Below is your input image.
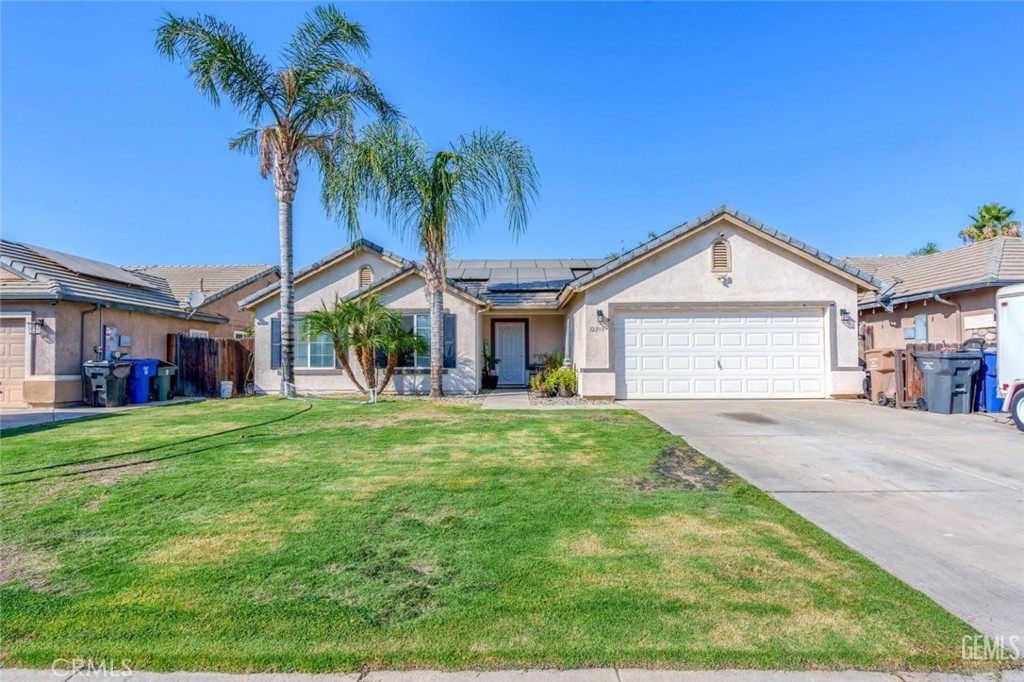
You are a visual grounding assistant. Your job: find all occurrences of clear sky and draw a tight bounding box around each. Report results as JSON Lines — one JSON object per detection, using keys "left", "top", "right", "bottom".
{"left": 3, "top": 2, "right": 1022, "bottom": 269}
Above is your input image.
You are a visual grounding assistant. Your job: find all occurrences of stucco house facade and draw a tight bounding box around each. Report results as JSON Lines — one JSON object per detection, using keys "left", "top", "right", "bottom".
{"left": 847, "top": 237, "right": 1024, "bottom": 350}
{"left": 0, "top": 239, "right": 278, "bottom": 407}
{"left": 242, "top": 206, "right": 880, "bottom": 400}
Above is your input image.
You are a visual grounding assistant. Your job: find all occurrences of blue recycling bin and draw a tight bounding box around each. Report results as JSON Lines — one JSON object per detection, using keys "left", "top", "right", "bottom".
{"left": 980, "top": 349, "right": 1003, "bottom": 413}
{"left": 127, "top": 358, "right": 158, "bottom": 404}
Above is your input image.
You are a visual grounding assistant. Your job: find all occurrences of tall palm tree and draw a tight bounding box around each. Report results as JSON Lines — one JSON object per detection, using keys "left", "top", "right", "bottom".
{"left": 327, "top": 122, "right": 538, "bottom": 396}
{"left": 156, "top": 5, "right": 395, "bottom": 397}
{"left": 959, "top": 203, "right": 1022, "bottom": 243}
{"left": 301, "top": 293, "right": 424, "bottom": 393}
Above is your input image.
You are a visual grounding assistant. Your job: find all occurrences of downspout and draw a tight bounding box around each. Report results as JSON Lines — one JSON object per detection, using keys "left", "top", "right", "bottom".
{"left": 79, "top": 303, "right": 101, "bottom": 366}
{"left": 930, "top": 294, "right": 962, "bottom": 344}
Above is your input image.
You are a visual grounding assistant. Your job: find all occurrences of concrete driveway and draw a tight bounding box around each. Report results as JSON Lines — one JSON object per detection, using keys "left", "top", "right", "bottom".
{"left": 627, "top": 399, "right": 1023, "bottom": 639}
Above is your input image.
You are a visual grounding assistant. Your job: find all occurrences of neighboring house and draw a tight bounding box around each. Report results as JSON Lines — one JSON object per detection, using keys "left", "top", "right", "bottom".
{"left": 241, "top": 206, "right": 879, "bottom": 400}
{"left": 0, "top": 239, "right": 278, "bottom": 407}
{"left": 847, "top": 237, "right": 1024, "bottom": 350}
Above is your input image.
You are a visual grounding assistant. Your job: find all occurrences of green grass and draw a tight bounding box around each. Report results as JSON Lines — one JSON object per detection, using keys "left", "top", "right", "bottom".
{"left": 0, "top": 398, "right": 982, "bottom": 672}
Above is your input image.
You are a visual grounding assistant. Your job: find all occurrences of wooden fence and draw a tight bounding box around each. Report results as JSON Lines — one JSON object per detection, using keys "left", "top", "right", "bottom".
{"left": 166, "top": 334, "right": 254, "bottom": 398}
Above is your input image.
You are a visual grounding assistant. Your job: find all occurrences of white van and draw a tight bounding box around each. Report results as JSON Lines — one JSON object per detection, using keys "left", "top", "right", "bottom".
{"left": 996, "top": 283, "right": 1024, "bottom": 431}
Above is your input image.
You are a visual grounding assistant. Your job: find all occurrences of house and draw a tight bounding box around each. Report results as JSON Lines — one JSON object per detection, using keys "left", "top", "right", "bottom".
{"left": 241, "top": 206, "right": 880, "bottom": 400}
{"left": 847, "top": 237, "right": 1024, "bottom": 350}
{"left": 0, "top": 239, "right": 279, "bottom": 407}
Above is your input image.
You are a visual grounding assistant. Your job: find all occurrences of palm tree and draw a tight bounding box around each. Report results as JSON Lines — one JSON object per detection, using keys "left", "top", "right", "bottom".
{"left": 156, "top": 5, "right": 396, "bottom": 397}
{"left": 959, "top": 203, "right": 1022, "bottom": 243}
{"left": 327, "top": 122, "right": 538, "bottom": 396}
{"left": 909, "top": 242, "right": 940, "bottom": 256}
{"left": 301, "top": 294, "right": 425, "bottom": 394}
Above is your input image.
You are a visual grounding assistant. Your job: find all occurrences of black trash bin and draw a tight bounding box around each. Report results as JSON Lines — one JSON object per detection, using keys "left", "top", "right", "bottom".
{"left": 914, "top": 350, "right": 984, "bottom": 414}
{"left": 82, "top": 361, "right": 132, "bottom": 407}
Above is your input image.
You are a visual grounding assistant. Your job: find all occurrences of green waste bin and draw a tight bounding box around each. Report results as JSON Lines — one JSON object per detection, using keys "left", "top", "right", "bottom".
{"left": 153, "top": 360, "right": 177, "bottom": 401}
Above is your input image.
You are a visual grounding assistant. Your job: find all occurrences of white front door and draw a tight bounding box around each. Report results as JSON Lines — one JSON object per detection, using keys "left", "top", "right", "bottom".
{"left": 494, "top": 322, "right": 527, "bottom": 386}
{"left": 616, "top": 310, "right": 827, "bottom": 399}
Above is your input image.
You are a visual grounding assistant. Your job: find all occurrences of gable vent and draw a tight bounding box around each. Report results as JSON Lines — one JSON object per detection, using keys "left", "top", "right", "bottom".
{"left": 359, "top": 265, "right": 374, "bottom": 288}
{"left": 711, "top": 239, "right": 731, "bottom": 273}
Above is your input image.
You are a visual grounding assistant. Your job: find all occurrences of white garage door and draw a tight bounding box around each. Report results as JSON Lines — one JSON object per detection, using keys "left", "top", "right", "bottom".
{"left": 616, "top": 310, "right": 826, "bottom": 399}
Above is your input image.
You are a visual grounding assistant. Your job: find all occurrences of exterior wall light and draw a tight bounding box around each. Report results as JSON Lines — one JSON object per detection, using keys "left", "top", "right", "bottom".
{"left": 596, "top": 309, "right": 607, "bottom": 324}
{"left": 29, "top": 319, "right": 45, "bottom": 335}
{"left": 840, "top": 309, "right": 853, "bottom": 324}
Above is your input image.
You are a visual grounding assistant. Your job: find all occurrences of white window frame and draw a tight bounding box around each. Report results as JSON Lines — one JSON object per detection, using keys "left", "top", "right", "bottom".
{"left": 188, "top": 329, "right": 210, "bottom": 339}
{"left": 233, "top": 331, "right": 248, "bottom": 341}
{"left": 294, "top": 317, "right": 336, "bottom": 369}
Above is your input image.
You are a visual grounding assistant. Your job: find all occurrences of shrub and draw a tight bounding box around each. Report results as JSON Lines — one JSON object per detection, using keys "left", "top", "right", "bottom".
{"left": 546, "top": 367, "right": 577, "bottom": 394}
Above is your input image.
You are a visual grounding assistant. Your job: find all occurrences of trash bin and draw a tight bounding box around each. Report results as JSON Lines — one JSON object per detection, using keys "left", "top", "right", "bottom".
{"left": 126, "top": 358, "right": 159, "bottom": 404}
{"left": 914, "top": 350, "right": 984, "bottom": 414}
{"left": 82, "top": 361, "right": 132, "bottom": 407}
{"left": 865, "top": 348, "right": 898, "bottom": 406}
{"left": 153, "top": 360, "right": 177, "bottom": 401}
{"left": 980, "top": 348, "right": 1003, "bottom": 413}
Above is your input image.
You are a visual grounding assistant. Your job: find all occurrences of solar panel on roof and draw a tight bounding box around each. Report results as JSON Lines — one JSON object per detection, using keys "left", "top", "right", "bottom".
{"left": 28, "top": 244, "right": 158, "bottom": 290}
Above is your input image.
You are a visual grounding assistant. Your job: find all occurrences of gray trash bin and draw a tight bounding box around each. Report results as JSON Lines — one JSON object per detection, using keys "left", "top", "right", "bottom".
{"left": 82, "top": 361, "right": 132, "bottom": 407}
{"left": 914, "top": 350, "right": 984, "bottom": 414}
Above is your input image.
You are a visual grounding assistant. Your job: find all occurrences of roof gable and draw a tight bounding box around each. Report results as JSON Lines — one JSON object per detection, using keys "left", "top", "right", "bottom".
{"left": 563, "top": 206, "right": 882, "bottom": 298}
{"left": 339, "top": 263, "right": 490, "bottom": 308}
{"left": 238, "top": 239, "right": 408, "bottom": 308}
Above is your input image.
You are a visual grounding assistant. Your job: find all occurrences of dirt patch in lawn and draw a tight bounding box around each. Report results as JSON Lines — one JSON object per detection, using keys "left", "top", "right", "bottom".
{"left": 0, "top": 543, "right": 58, "bottom": 592}
{"left": 626, "top": 444, "right": 736, "bottom": 491}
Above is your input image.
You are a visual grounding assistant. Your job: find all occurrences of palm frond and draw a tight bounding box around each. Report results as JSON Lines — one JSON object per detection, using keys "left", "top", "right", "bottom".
{"left": 286, "top": 5, "right": 369, "bottom": 75}
{"left": 155, "top": 12, "right": 280, "bottom": 126}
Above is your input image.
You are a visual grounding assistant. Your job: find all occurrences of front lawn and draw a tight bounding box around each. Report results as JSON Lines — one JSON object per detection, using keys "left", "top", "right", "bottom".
{"left": 0, "top": 398, "right": 978, "bottom": 672}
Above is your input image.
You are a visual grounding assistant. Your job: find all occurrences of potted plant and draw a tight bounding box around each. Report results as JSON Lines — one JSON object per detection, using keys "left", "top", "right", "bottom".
{"left": 546, "top": 367, "right": 578, "bottom": 398}
{"left": 481, "top": 346, "right": 501, "bottom": 390}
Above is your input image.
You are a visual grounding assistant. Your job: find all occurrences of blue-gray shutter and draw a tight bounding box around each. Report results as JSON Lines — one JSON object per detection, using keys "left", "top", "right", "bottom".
{"left": 270, "top": 318, "right": 281, "bottom": 369}
{"left": 443, "top": 314, "right": 456, "bottom": 369}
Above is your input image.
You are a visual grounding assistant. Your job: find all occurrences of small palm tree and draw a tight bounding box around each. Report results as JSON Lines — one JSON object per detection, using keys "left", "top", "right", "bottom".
{"left": 301, "top": 294, "right": 425, "bottom": 394}
{"left": 156, "top": 5, "right": 395, "bottom": 397}
{"left": 327, "top": 122, "right": 538, "bottom": 396}
{"left": 959, "top": 203, "right": 1022, "bottom": 243}
{"left": 909, "top": 242, "right": 940, "bottom": 256}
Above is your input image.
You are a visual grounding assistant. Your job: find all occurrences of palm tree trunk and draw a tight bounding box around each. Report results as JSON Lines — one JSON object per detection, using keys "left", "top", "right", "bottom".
{"left": 428, "top": 284, "right": 444, "bottom": 398}
{"left": 380, "top": 352, "right": 399, "bottom": 393}
{"left": 333, "top": 342, "right": 366, "bottom": 393}
{"left": 278, "top": 199, "right": 296, "bottom": 398}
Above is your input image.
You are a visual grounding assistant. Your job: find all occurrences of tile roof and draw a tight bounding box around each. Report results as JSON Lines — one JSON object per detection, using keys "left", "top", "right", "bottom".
{"left": 565, "top": 205, "right": 882, "bottom": 295}
{"left": 238, "top": 238, "right": 411, "bottom": 308}
{"left": 447, "top": 258, "right": 607, "bottom": 308}
{"left": 847, "top": 237, "right": 1024, "bottom": 308}
{"left": 338, "top": 263, "right": 490, "bottom": 307}
{"left": 124, "top": 265, "right": 278, "bottom": 307}
{"left": 0, "top": 239, "right": 269, "bottom": 322}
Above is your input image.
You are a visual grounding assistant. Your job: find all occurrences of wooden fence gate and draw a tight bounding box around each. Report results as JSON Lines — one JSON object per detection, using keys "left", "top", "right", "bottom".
{"left": 167, "top": 334, "right": 254, "bottom": 397}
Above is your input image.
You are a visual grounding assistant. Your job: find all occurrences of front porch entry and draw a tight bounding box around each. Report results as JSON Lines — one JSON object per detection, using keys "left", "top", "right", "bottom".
{"left": 493, "top": 320, "right": 527, "bottom": 387}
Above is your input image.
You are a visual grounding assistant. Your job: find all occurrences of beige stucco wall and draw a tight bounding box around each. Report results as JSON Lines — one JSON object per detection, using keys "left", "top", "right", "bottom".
{"left": 569, "top": 215, "right": 865, "bottom": 398}
{"left": 481, "top": 312, "right": 566, "bottom": 365}
{"left": 860, "top": 288, "right": 999, "bottom": 351}
{"left": 251, "top": 252, "right": 481, "bottom": 395}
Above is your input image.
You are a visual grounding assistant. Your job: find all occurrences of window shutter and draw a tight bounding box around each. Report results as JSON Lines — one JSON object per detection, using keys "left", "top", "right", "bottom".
{"left": 443, "top": 314, "right": 456, "bottom": 369}
{"left": 270, "top": 318, "right": 281, "bottom": 369}
{"left": 711, "top": 239, "right": 731, "bottom": 272}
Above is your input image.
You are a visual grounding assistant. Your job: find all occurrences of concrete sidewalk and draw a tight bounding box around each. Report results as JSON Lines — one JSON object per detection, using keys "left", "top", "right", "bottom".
{"left": 4, "top": 669, "right": 1021, "bottom": 682}
{"left": 0, "top": 398, "right": 203, "bottom": 432}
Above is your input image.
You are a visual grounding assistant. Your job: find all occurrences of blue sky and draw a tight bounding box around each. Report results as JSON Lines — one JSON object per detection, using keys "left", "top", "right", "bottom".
{"left": 3, "top": 2, "right": 1022, "bottom": 269}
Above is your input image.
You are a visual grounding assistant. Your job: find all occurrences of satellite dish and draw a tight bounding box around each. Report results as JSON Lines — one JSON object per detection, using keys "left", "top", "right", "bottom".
{"left": 186, "top": 290, "right": 206, "bottom": 310}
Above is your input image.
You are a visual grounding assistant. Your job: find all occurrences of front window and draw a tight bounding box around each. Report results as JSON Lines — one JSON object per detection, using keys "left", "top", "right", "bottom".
{"left": 397, "top": 313, "right": 456, "bottom": 369}
{"left": 296, "top": 318, "right": 335, "bottom": 369}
